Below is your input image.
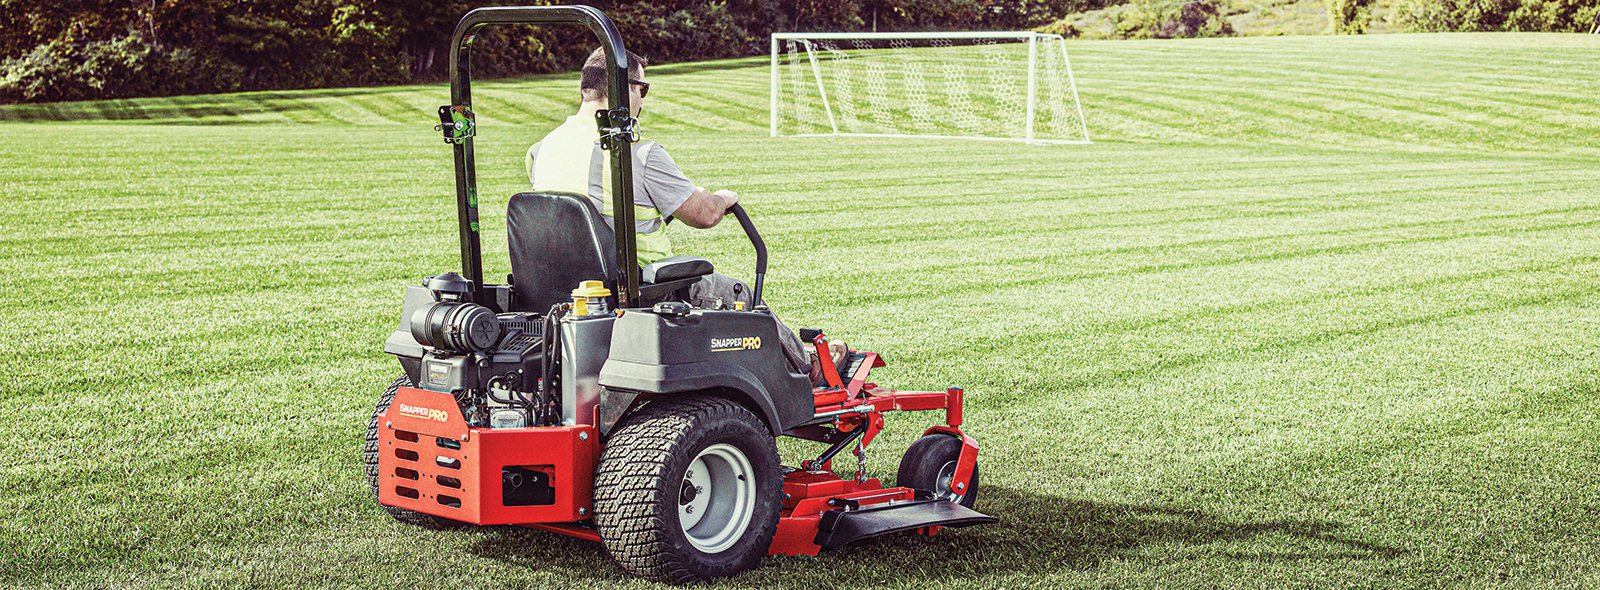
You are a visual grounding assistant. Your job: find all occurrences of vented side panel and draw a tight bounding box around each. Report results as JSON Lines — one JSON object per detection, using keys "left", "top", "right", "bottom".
{"left": 378, "top": 387, "right": 597, "bottom": 525}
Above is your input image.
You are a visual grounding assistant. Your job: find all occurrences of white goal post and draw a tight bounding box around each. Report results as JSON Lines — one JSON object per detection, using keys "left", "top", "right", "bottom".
{"left": 769, "top": 31, "right": 1090, "bottom": 145}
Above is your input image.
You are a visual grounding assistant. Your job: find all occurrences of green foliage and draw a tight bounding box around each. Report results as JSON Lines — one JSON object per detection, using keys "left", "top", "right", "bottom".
{"left": 0, "top": 0, "right": 417, "bottom": 102}
{"left": 0, "top": 31, "right": 240, "bottom": 103}
{"left": 976, "top": 0, "right": 1075, "bottom": 29}
{"left": 0, "top": 0, "right": 144, "bottom": 59}
{"left": 1393, "top": 0, "right": 1515, "bottom": 31}
{"left": 1505, "top": 0, "right": 1600, "bottom": 31}
{"left": 0, "top": 0, "right": 1112, "bottom": 102}
{"left": 609, "top": 2, "right": 751, "bottom": 62}
{"left": 1328, "top": 0, "right": 1376, "bottom": 33}
{"left": 774, "top": 0, "right": 1088, "bottom": 33}
{"left": 1114, "top": 0, "right": 1237, "bottom": 38}
{"left": 1394, "top": 0, "right": 1598, "bottom": 32}
{"left": 1037, "top": 18, "right": 1086, "bottom": 36}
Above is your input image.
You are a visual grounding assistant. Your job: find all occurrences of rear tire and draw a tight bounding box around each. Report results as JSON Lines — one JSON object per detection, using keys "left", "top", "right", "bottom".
{"left": 896, "top": 434, "right": 981, "bottom": 508}
{"left": 361, "top": 374, "right": 462, "bottom": 528}
{"left": 593, "top": 397, "right": 781, "bottom": 584}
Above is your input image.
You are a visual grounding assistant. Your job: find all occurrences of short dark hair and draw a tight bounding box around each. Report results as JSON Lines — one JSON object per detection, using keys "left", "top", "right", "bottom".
{"left": 580, "top": 47, "right": 647, "bottom": 102}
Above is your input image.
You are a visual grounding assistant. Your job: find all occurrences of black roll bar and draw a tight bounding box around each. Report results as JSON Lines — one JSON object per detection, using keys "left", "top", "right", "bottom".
{"left": 446, "top": 5, "right": 643, "bottom": 308}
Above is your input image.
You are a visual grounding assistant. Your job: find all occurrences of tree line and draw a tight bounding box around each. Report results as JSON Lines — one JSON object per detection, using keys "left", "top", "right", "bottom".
{"left": 0, "top": 0, "right": 1107, "bottom": 103}
{"left": 3, "top": 0, "right": 1595, "bottom": 103}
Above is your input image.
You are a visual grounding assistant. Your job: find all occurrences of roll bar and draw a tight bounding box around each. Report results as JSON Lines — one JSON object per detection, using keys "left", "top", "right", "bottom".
{"left": 445, "top": 6, "right": 644, "bottom": 308}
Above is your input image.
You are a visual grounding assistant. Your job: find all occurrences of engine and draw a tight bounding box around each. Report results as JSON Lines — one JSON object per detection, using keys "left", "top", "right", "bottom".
{"left": 383, "top": 272, "right": 550, "bottom": 429}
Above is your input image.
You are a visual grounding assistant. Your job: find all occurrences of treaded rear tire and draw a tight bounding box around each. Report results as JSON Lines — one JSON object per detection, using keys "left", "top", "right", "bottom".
{"left": 896, "top": 433, "right": 981, "bottom": 508}
{"left": 361, "top": 374, "right": 462, "bottom": 528}
{"left": 593, "top": 396, "right": 781, "bottom": 584}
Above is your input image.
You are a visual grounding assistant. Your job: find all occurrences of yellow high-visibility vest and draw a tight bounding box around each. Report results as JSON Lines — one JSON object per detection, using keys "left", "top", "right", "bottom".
{"left": 526, "top": 115, "right": 674, "bottom": 266}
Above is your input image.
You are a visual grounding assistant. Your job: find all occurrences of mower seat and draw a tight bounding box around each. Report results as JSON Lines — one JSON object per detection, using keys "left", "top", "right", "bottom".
{"left": 506, "top": 192, "right": 714, "bottom": 312}
{"left": 508, "top": 192, "right": 619, "bottom": 313}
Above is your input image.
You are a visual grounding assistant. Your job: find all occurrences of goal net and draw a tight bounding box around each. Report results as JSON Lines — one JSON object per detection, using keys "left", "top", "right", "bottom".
{"left": 769, "top": 32, "right": 1089, "bottom": 144}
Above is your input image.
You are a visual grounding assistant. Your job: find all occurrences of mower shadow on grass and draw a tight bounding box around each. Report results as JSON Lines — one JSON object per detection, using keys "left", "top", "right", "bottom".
{"left": 953, "top": 486, "right": 1408, "bottom": 565}
{"left": 458, "top": 485, "right": 1406, "bottom": 586}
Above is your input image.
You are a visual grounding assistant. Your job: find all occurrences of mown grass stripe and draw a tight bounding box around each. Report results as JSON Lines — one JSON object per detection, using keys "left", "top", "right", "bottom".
{"left": 796, "top": 200, "right": 1600, "bottom": 285}
{"left": 5, "top": 33, "right": 1600, "bottom": 589}
{"left": 1014, "top": 254, "right": 1600, "bottom": 352}
{"left": 965, "top": 281, "right": 1600, "bottom": 400}
{"left": 807, "top": 215, "right": 1600, "bottom": 311}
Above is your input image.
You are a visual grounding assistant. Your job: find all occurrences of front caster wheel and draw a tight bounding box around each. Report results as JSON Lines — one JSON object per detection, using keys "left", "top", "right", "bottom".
{"left": 592, "top": 397, "right": 781, "bottom": 584}
{"left": 896, "top": 433, "right": 981, "bottom": 508}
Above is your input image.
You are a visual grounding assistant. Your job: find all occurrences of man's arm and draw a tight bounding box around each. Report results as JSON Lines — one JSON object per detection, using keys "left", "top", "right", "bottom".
{"left": 673, "top": 188, "right": 738, "bottom": 229}
{"left": 636, "top": 142, "right": 737, "bottom": 228}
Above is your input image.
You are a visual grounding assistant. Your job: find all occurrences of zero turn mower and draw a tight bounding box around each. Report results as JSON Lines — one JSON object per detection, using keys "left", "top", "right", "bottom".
{"left": 362, "top": 6, "right": 996, "bottom": 583}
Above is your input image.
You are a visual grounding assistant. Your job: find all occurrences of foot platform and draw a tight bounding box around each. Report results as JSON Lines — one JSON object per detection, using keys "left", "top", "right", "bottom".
{"left": 813, "top": 494, "right": 997, "bottom": 549}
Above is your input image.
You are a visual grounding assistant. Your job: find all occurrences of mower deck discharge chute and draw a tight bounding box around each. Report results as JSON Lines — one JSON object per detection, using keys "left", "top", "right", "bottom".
{"left": 362, "top": 5, "right": 996, "bottom": 583}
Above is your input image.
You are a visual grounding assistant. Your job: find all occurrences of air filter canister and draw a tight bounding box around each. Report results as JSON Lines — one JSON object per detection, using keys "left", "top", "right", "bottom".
{"left": 410, "top": 301, "right": 501, "bottom": 352}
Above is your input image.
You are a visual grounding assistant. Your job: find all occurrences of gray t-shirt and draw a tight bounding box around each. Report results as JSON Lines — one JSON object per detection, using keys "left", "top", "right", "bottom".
{"left": 632, "top": 141, "right": 695, "bottom": 220}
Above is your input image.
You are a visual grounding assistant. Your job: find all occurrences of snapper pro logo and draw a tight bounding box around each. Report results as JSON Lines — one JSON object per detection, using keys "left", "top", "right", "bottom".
{"left": 395, "top": 402, "right": 449, "bottom": 423}
{"left": 711, "top": 336, "right": 762, "bottom": 352}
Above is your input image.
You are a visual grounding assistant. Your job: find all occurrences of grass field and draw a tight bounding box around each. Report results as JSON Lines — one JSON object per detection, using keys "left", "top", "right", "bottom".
{"left": 2, "top": 33, "right": 1598, "bottom": 589}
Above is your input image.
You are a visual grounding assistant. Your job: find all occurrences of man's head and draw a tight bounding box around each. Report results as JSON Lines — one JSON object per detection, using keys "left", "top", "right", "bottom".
{"left": 580, "top": 47, "right": 648, "bottom": 113}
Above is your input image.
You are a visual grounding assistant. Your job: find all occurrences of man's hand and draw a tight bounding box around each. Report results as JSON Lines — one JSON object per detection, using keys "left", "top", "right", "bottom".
{"left": 675, "top": 187, "right": 738, "bottom": 228}
{"left": 713, "top": 189, "right": 739, "bottom": 210}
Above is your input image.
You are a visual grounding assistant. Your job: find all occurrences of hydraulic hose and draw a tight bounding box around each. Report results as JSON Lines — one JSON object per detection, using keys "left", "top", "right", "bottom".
{"left": 537, "top": 303, "right": 567, "bottom": 425}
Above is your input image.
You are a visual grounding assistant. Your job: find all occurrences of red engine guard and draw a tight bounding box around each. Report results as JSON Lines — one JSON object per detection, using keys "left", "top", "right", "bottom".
{"left": 377, "top": 387, "right": 598, "bottom": 525}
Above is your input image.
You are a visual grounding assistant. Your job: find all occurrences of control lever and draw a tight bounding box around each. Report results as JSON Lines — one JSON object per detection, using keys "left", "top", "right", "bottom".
{"left": 726, "top": 204, "right": 767, "bottom": 306}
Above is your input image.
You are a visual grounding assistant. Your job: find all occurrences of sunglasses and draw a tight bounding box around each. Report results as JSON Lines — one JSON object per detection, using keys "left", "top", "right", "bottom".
{"left": 629, "top": 79, "right": 649, "bottom": 98}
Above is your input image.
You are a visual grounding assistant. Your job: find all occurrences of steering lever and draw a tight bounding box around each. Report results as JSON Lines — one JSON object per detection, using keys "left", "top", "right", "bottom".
{"left": 726, "top": 204, "right": 767, "bottom": 306}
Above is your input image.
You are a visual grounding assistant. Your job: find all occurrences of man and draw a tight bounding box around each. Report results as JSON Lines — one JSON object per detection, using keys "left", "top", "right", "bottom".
{"left": 526, "top": 47, "right": 824, "bottom": 380}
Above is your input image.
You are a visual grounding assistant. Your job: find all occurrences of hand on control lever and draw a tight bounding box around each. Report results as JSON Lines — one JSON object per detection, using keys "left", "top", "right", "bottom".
{"left": 714, "top": 189, "right": 739, "bottom": 212}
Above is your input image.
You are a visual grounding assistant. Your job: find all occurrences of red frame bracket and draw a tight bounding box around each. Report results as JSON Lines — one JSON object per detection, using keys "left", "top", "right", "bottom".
{"left": 771, "top": 471, "right": 918, "bottom": 557}
{"left": 923, "top": 425, "right": 979, "bottom": 498}
{"left": 811, "top": 334, "right": 887, "bottom": 400}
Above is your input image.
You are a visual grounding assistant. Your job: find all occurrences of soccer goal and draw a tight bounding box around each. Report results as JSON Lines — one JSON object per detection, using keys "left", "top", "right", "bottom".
{"left": 770, "top": 32, "right": 1089, "bottom": 144}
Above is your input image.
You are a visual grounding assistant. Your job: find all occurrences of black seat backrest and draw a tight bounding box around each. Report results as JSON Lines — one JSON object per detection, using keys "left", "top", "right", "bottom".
{"left": 507, "top": 192, "right": 617, "bottom": 313}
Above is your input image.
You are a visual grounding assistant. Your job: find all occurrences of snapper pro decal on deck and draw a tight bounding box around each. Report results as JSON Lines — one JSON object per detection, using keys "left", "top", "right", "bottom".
{"left": 710, "top": 336, "right": 762, "bottom": 352}
{"left": 395, "top": 402, "right": 450, "bottom": 423}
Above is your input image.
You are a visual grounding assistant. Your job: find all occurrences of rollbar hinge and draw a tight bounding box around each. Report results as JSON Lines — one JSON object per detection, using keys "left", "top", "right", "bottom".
{"left": 436, "top": 105, "right": 476, "bottom": 143}
{"left": 594, "top": 107, "right": 638, "bottom": 151}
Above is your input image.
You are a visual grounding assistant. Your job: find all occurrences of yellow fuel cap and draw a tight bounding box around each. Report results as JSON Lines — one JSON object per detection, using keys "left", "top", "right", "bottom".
{"left": 571, "top": 280, "right": 612, "bottom": 317}
{"left": 572, "top": 280, "right": 611, "bottom": 299}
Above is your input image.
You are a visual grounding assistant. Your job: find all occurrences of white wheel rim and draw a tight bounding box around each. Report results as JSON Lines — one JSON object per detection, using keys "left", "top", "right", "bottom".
{"left": 678, "top": 443, "right": 756, "bottom": 554}
{"left": 934, "top": 460, "right": 967, "bottom": 504}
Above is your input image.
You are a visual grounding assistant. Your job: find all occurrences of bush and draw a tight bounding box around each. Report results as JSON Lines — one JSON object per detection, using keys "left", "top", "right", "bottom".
{"left": 1037, "top": 18, "right": 1085, "bottom": 37}
{"left": 1114, "top": 0, "right": 1236, "bottom": 39}
{"left": 1393, "top": 0, "right": 1515, "bottom": 31}
{"left": 0, "top": 0, "right": 1158, "bottom": 102}
{"left": 1505, "top": 0, "right": 1600, "bottom": 31}
{"left": 610, "top": 2, "right": 753, "bottom": 63}
{"left": 1393, "top": 0, "right": 1597, "bottom": 32}
{"left": 1328, "top": 0, "right": 1376, "bottom": 33}
{"left": 0, "top": 32, "right": 241, "bottom": 103}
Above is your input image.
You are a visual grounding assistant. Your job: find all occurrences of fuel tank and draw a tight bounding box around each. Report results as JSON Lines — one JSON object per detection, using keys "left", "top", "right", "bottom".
{"left": 598, "top": 307, "right": 813, "bottom": 433}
